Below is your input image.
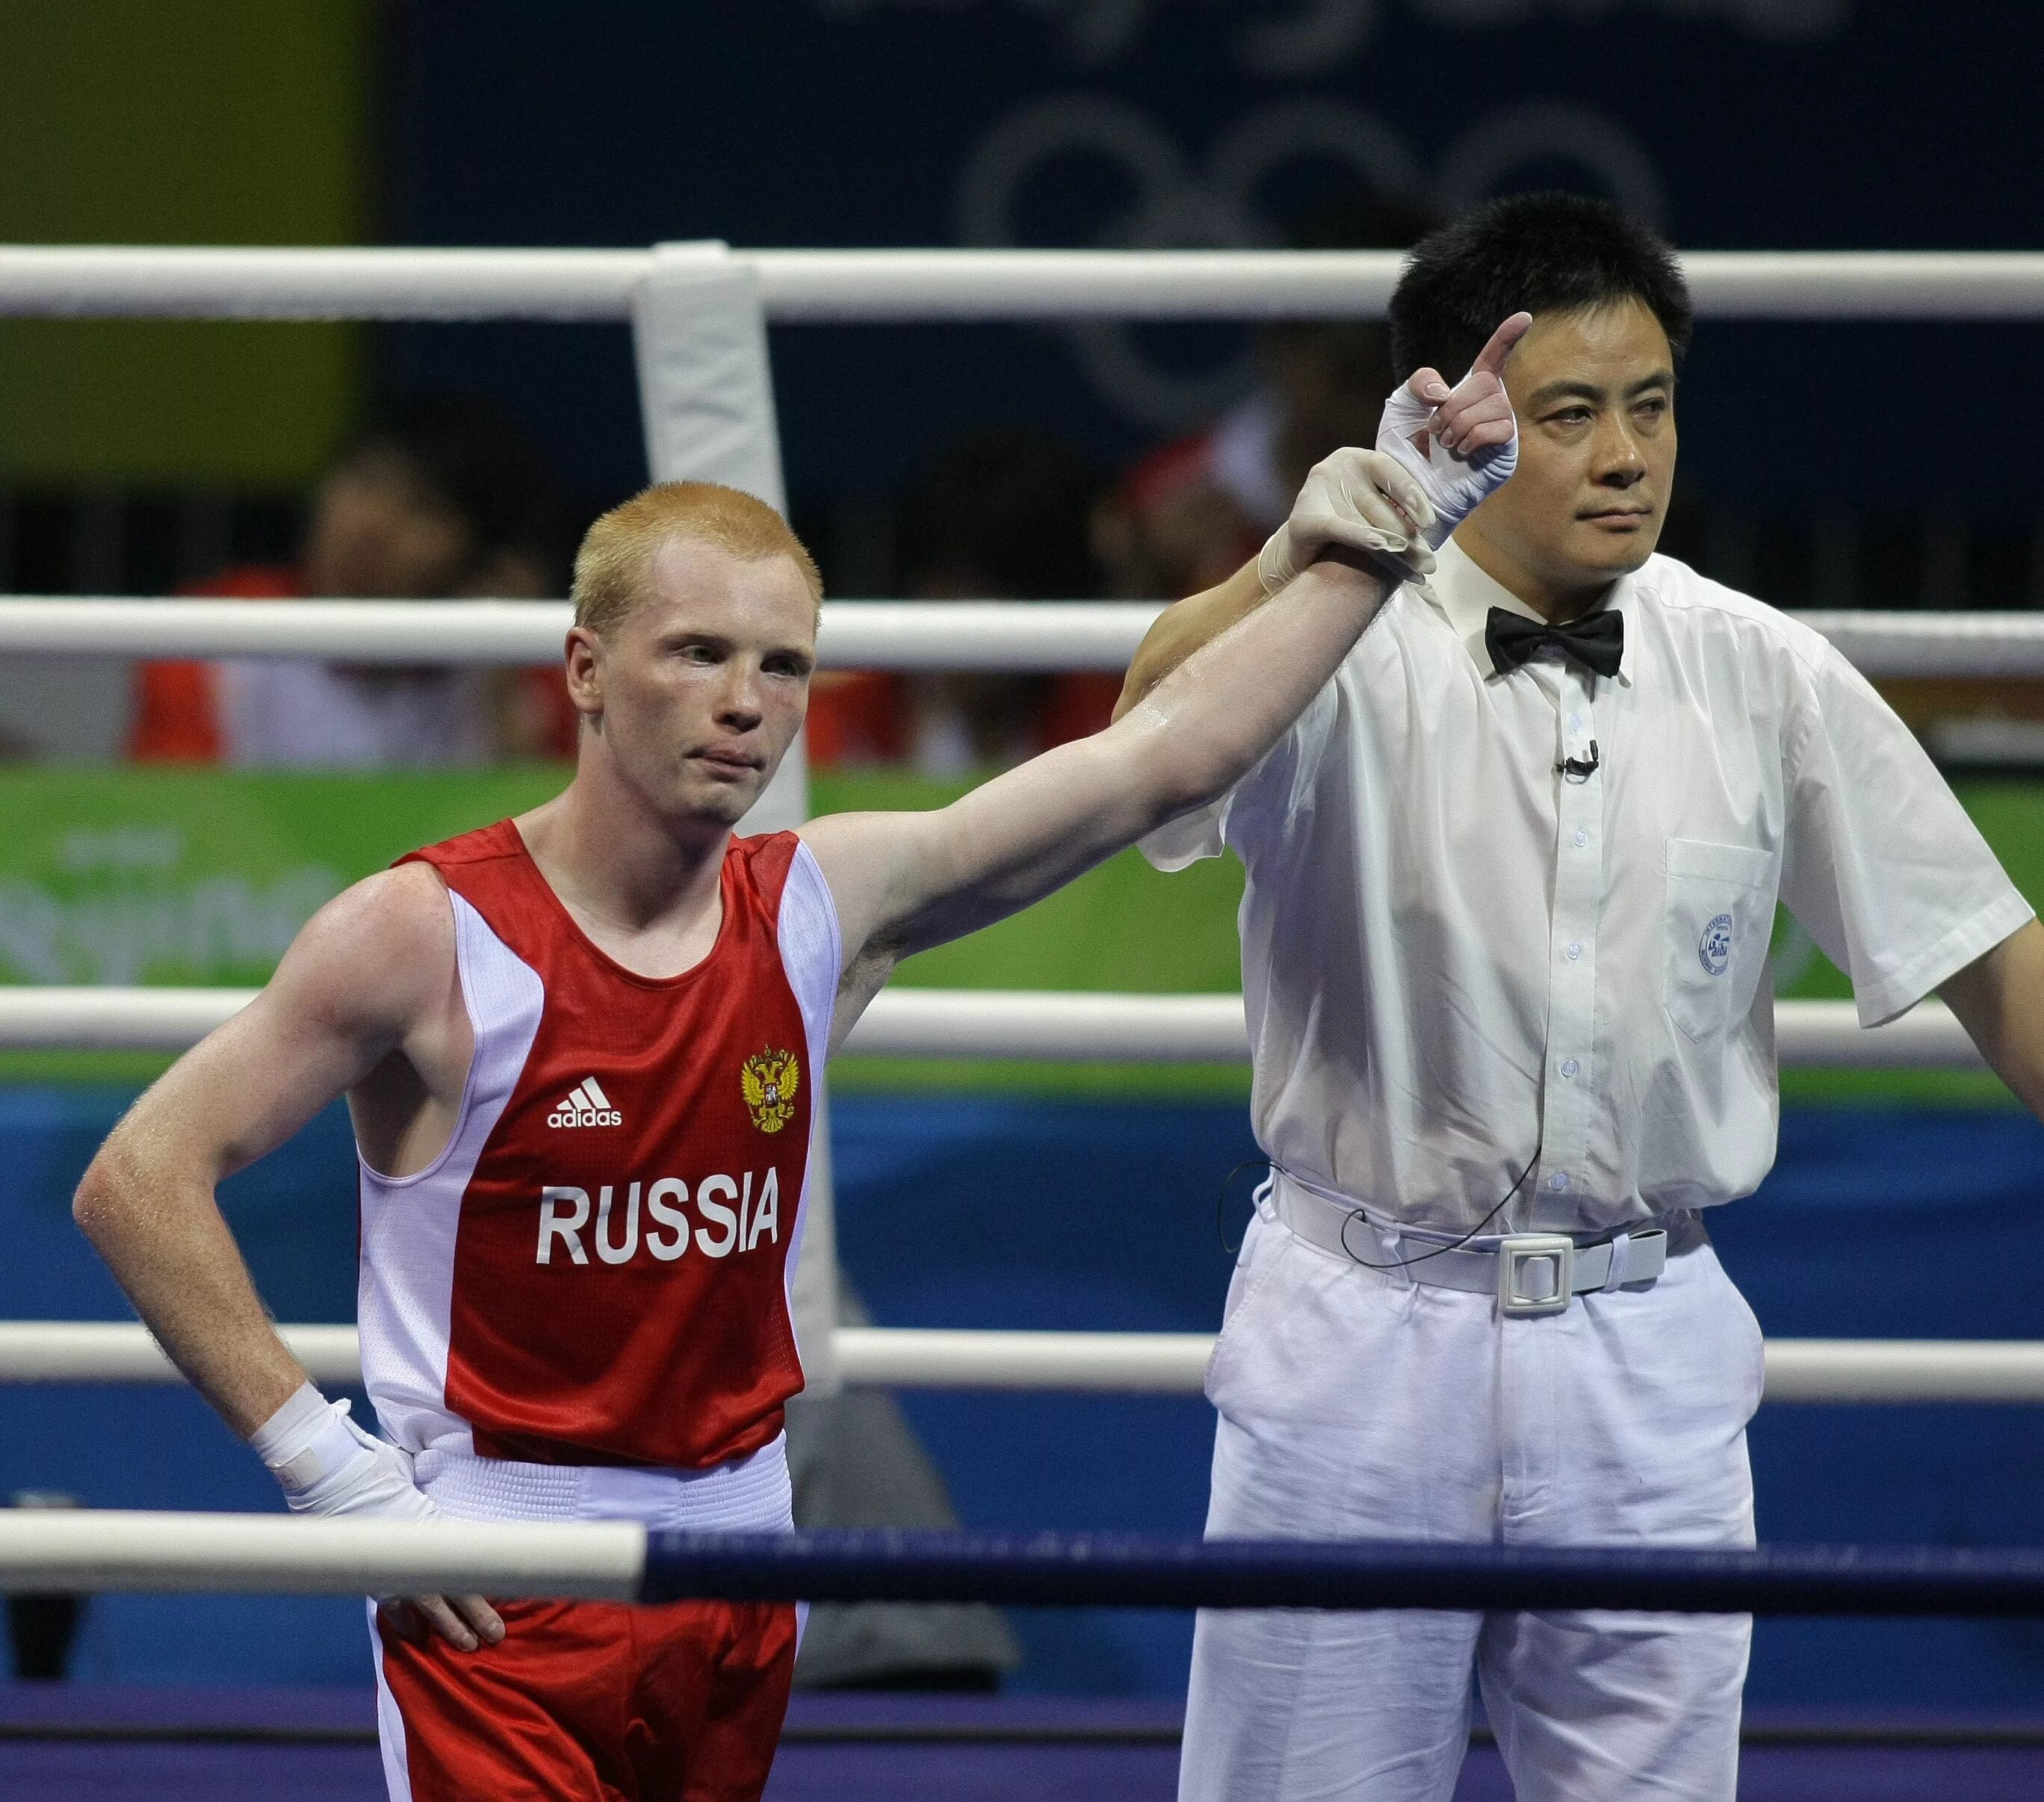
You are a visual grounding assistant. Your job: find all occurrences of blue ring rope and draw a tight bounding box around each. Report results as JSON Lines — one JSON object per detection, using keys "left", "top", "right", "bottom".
{"left": 640, "top": 1530, "right": 2044, "bottom": 1616}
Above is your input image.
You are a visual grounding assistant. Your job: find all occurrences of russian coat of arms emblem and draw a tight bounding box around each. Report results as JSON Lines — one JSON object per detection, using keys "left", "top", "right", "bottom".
{"left": 741, "top": 1048, "right": 801, "bottom": 1134}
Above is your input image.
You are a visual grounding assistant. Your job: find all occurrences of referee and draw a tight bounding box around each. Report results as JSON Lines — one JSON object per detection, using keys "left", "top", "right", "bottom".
{"left": 1118, "top": 193, "right": 2044, "bottom": 1801}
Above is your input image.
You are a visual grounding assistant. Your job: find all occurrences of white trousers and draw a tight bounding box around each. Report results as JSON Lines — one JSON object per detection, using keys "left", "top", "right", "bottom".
{"left": 1180, "top": 1201, "right": 1764, "bottom": 1802}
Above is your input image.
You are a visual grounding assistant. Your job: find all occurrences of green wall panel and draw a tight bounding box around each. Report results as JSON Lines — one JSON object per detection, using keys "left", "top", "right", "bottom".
{"left": 0, "top": 765, "right": 2033, "bottom": 1104}
{"left": 0, "top": 1, "right": 369, "bottom": 486}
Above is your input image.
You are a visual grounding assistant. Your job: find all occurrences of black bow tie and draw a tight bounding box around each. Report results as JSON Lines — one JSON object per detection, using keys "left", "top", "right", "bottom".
{"left": 1484, "top": 607, "right": 1625, "bottom": 680}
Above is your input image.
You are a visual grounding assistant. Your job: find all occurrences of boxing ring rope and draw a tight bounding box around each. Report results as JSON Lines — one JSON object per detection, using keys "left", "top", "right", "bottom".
{"left": 4, "top": 246, "right": 2044, "bottom": 321}
{"left": 0, "top": 986, "right": 1983, "bottom": 1068}
{"left": 0, "top": 598, "right": 1165, "bottom": 672}
{"left": 3, "top": 598, "right": 2044, "bottom": 679}
{"left": 4, "top": 1513, "right": 2044, "bottom": 1617}
{"left": 1, "top": 1322, "right": 2040, "bottom": 1405}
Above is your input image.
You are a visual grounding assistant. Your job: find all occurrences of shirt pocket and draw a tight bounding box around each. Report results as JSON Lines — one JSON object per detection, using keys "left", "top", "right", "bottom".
{"left": 1663, "top": 838, "right": 1778, "bottom": 1044}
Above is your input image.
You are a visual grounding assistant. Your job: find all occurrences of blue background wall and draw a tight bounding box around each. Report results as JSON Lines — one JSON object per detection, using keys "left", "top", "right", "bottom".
{"left": 371, "top": 0, "right": 2044, "bottom": 526}
{"left": 4, "top": 1086, "right": 2041, "bottom": 1704}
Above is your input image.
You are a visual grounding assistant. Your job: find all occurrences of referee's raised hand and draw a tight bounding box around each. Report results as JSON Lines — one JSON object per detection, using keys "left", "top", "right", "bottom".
{"left": 1378, "top": 312, "right": 1531, "bottom": 539}
{"left": 1410, "top": 312, "right": 1531, "bottom": 456}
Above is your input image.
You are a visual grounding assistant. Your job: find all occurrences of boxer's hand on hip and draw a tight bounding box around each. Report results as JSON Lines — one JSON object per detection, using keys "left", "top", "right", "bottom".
{"left": 1378, "top": 311, "right": 1532, "bottom": 547}
{"left": 301, "top": 1417, "right": 507, "bottom": 1653}
{"left": 1257, "top": 447, "right": 1440, "bottom": 597}
{"left": 255, "top": 1383, "right": 504, "bottom": 1652}
{"left": 279, "top": 1405, "right": 433, "bottom": 1520}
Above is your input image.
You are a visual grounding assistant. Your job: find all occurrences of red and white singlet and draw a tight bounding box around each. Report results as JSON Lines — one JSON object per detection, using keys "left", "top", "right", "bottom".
{"left": 354, "top": 819, "right": 840, "bottom": 1525}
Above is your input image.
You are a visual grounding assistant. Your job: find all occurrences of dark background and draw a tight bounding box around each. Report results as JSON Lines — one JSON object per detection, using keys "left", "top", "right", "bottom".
{"left": 4, "top": 0, "right": 2037, "bottom": 611}
{"left": 372, "top": 0, "right": 2042, "bottom": 585}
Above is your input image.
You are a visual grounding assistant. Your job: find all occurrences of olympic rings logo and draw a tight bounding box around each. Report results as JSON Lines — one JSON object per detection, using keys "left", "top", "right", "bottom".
{"left": 956, "top": 93, "right": 1669, "bottom": 426}
{"left": 816, "top": 0, "right": 1855, "bottom": 73}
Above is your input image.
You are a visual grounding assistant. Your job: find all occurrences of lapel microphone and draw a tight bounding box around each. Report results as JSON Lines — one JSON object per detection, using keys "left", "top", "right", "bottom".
{"left": 1557, "top": 740, "right": 1601, "bottom": 783}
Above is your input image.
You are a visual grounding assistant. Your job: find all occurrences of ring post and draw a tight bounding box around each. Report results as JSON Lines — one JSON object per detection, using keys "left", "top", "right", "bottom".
{"left": 628, "top": 240, "right": 837, "bottom": 1390}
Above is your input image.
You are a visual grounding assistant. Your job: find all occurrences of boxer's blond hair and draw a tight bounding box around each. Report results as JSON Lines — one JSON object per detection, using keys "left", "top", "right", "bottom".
{"left": 572, "top": 481, "right": 823, "bottom": 640}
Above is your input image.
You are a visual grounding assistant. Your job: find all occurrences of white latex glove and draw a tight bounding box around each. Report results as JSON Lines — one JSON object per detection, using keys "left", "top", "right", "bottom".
{"left": 1377, "top": 311, "right": 1532, "bottom": 548}
{"left": 1257, "top": 448, "right": 1440, "bottom": 598}
{"left": 250, "top": 1381, "right": 503, "bottom": 1651}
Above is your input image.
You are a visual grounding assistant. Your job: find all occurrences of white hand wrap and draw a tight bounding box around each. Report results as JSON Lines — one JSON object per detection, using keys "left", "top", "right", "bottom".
{"left": 1256, "top": 448, "right": 1439, "bottom": 598}
{"left": 1376, "top": 373, "right": 1520, "bottom": 548}
{"left": 250, "top": 1381, "right": 439, "bottom": 1523}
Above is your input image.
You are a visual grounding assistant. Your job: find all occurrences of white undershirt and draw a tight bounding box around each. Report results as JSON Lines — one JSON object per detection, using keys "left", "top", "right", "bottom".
{"left": 1144, "top": 539, "right": 2031, "bottom": 1234}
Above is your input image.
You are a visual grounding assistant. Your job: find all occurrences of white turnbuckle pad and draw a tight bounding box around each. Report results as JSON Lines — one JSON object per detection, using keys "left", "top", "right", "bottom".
{"left": 1499, "top": 1235, "right": 1576, "bottom": 1316}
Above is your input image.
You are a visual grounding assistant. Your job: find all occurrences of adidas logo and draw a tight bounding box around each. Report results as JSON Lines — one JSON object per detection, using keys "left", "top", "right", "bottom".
{"left": 548, "top": 1077, "right": 622, "bottom": 1130}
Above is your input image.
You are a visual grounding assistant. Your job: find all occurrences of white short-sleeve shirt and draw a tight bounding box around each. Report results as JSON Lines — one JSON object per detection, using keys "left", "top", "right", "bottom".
{"left": 1145, "top": 538, "right": 2031, "bottom": 1234}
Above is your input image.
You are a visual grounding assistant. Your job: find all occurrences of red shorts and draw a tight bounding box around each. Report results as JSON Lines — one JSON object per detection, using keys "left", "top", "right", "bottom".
{"left": 372, "top": 1594, "right": 798, "bottom": 1801}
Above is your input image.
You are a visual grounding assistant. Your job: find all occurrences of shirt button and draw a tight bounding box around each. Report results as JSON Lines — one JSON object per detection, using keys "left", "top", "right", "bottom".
{"left": 1573, "top": 829, "right": 1588, "bottom": 849}
{"left": 1549, "top": 1173, "right": 1570, "bottom": 1192}
{"left": 1561, "top": 1058, "right": 1579, "bottom": 1077}
{"left": 1565, "top": 942, "right": 1582, "bottom": 962}
{"left": 1568, "top": 713, "right": 1584, "bottom": 731}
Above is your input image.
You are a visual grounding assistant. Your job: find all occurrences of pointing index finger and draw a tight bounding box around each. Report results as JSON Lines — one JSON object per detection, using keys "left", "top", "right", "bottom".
{"left": 1469, "top": 312, "right": 1533, "bottom": 380}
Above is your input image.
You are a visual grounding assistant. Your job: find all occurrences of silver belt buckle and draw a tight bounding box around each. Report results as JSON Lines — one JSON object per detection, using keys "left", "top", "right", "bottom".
{"left": 1499, "top": 1234, "right": 1576, "bottom": 1316}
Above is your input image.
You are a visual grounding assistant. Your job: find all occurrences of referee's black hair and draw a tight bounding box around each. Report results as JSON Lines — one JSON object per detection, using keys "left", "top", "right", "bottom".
{"left": 1388, "top": 193, "right": 1692, "bottom": 383}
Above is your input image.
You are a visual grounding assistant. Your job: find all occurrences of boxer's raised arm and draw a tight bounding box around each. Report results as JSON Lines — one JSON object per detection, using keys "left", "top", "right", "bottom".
{"left": 72, "top": 864, "right": 459, "bottom": 1435}
{"left": 1112, "top": 454, "right": 1427, "bottom": 723}
{"left": 1113, "top": 560, "right": 1269, "bottom": 725}
{"left": 803, "top": 550, "right": 1390, "bottom": 1042}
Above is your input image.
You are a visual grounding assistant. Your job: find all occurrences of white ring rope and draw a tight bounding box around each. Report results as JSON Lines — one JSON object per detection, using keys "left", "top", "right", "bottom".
{"left": 0, "top": 988, "right": 1983, "bottom": 1070}
{"left": 1, "top": 598, "right": 2042, "bottom": 678}
{"left": 0, "top": 1508, "right": 643, "bottom": 1600}
{"left": 3, "top": 247, "right": 2044, "bottom": 322}
{"left": 0, "top": 1322, "right": 2038, "bottom": 1405}
{"left": 0, "top": 598, "right": 1169, "bottom": 672}
{"left": 1792, "top": 612, "right": 2044, "bottom": 679}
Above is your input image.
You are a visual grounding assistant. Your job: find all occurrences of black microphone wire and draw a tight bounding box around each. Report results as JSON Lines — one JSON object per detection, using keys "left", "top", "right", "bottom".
{"left": 1215, "top": 1159, "right": 1272, "bottom": 1255}
{"left": 1334, "top": 1141, "right": 1544, "bottom": 1272}
{"left": 1215, "top": 1145, "right": 1546, "bottom": 1273}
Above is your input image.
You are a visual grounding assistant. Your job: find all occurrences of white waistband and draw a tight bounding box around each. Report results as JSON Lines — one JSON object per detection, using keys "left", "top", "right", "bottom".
{"left": 413, "top": 1433, "right": 793, "bottom": 1532}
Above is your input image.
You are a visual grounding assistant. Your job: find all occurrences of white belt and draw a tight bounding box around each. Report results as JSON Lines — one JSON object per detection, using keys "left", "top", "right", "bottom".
{"left": 1270, "top": 1173, "right": 1673, "bottom": 1317}
{"left": 412, "top": 1433, "right": 793, "bottom": 1530}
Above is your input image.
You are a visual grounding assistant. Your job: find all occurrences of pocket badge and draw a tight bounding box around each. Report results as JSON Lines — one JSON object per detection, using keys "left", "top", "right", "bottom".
{"left": 1697, "top": 912, "right": 1734, "bottom": 977}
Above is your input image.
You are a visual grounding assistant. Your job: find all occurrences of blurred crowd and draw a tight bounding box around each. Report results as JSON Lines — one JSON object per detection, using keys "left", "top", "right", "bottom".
{"left": 127, "top": 391, "right": 582, "bottom": 769}
{"left": 96, "top": 183, "right": 2040, "bottom": 781}
{"left": 119, "top": 193, "right": 1433, "bottom": 780}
